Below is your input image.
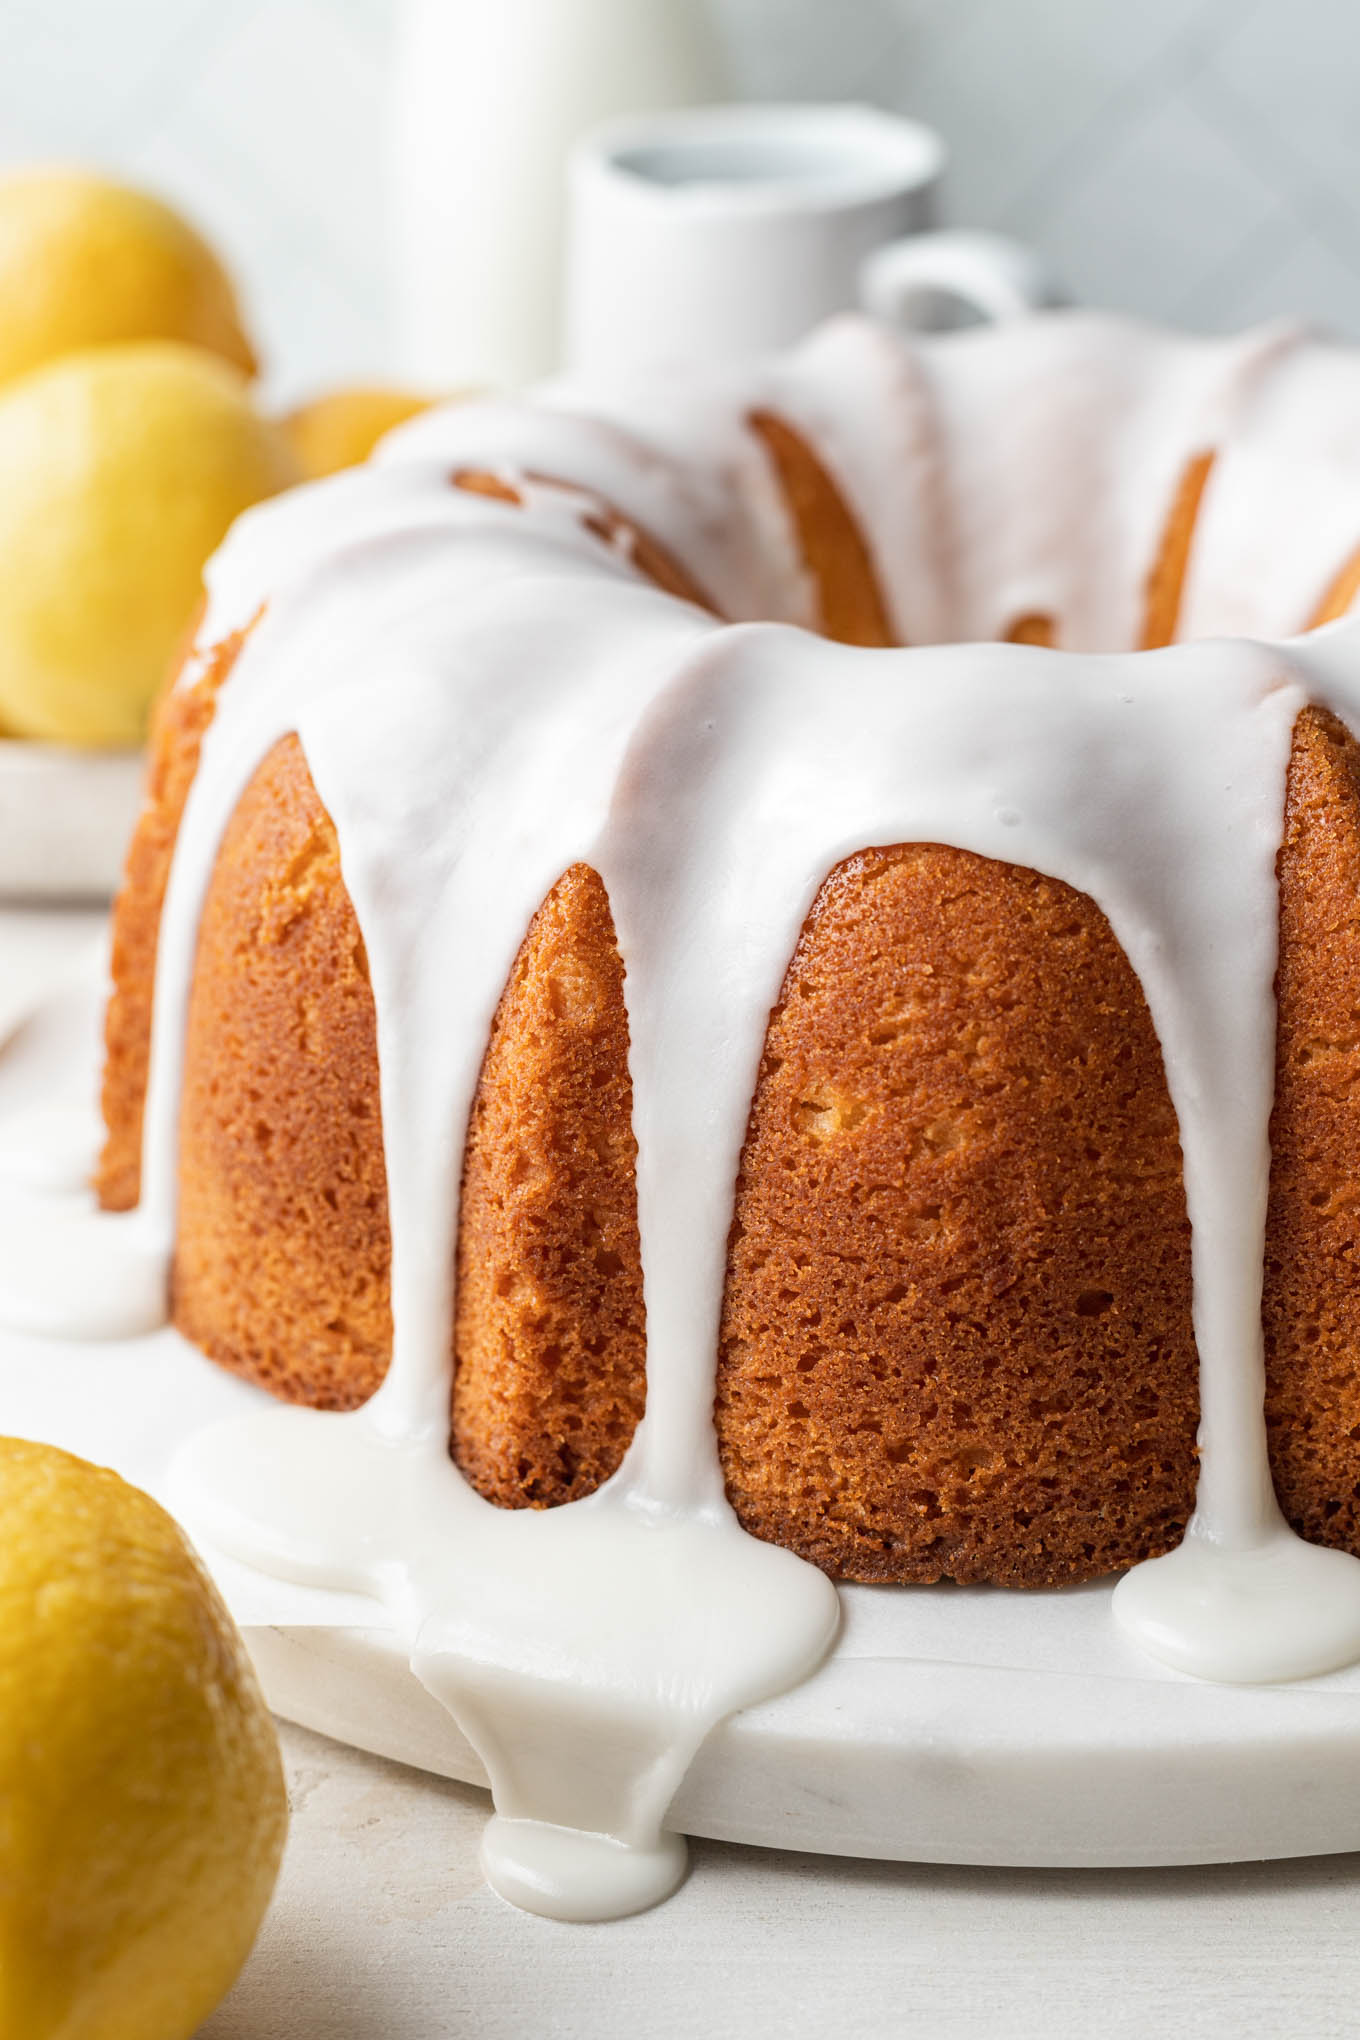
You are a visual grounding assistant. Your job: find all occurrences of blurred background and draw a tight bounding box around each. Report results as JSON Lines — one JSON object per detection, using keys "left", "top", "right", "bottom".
{"left": 3, "top": 0, "right": 1355, "bottom": 399}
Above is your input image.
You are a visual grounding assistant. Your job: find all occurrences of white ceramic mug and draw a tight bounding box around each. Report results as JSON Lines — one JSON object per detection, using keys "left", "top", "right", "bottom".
{"left": 565, "top": 102, "right": 1056, "bottom": 380}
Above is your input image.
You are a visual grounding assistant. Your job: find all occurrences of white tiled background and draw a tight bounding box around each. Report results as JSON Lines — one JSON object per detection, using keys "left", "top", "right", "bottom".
{"left": 2, "top": 0, "right": 1359, "bottom": 398}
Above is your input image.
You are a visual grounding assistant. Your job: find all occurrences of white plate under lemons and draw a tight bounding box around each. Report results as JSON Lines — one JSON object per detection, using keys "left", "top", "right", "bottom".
{"left": 0, "top": 738, "right": 142, "bottom": 900}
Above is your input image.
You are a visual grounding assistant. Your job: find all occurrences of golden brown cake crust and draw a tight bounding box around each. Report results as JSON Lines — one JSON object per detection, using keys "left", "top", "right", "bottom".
{"left": 451, "top": 468, "right": 716, "bottom": 615}
{"left": 167, "top": 778, "right": 648, "bottom": 1489}
{"left": 1140, "top": 450, "right": 1214, "bottom": 649}
{"left": 97, "top": 628, "right": 245, "bottom": 1212}
{"left": 452, "top": 864, "right": 647, "bottom": 1506}
{"left": 713, "top": 843, "right": 1201, "bottom": 1586}
{"left": 1308, "top": 547, "right": 1360, "bottom": 629}
{"left": 172, "top": 734, "right": 393, "bottom": 1408}
{"left": 1265, "top": 707, "right": 1360, "bottom": 1544}
{"left": 747, "top": 409, "right": 895, "bottom": 647}
{"left": 1004, "top": 613, "right": 1057, "bottom": 647}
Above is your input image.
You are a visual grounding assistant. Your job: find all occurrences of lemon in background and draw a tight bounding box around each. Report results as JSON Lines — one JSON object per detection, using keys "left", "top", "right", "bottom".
{"left": 280, "top": 383, "right": 437, "bottom": 478}
{"left": 0, "top": 341, "right": 301, "bottom": 746}
{"left": 0, "top": 168, "right": 257, "bottom": 391}
{"left": 0, "top": 1437, "right": 287, "bottom": 2039}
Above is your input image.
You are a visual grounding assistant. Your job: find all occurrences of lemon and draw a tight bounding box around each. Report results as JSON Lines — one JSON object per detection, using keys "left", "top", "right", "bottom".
{"left": 0, "top": 1438, "right": 286, "bottom": 2040}
{"left": 0, "top": 341, "right": 301, "bottom": 746}
{"left": 280, "top": 384, "right": 437, "bottom": 478}
{"left": 0, "top": 168, "right": 256, "bottom": 391}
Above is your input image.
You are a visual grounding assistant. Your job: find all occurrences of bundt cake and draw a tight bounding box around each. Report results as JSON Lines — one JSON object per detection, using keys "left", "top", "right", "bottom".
{"left": 23, "top": 306, "right": 1360, "bottom": 1915}
{"left": 98, "top": 307, "right": 1360, "bottom": 1572}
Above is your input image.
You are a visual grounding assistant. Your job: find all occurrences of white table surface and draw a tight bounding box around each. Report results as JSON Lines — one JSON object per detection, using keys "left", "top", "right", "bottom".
{"left": 6, "top": 903, "right": 1360, "bottom": 2040}
{"left": 203, "top": 1717, "right": 1360, "bottom": 2040}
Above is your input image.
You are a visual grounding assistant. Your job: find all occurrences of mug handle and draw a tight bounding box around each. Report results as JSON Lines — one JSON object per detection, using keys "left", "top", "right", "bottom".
{"left": 859, "top": 229, "right": 1059, "bottom": 331}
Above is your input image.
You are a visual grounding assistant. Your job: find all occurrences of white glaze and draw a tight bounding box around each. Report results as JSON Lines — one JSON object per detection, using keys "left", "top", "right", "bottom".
{"left": 10, "top": 312, "right": 1360, "bottom": 1918}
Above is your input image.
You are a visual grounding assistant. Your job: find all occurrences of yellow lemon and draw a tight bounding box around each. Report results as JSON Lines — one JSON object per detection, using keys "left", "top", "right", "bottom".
{"left": 0, "top": 1437, "right": 287, "bottom": 2040}
{"left": 0, "top": 341, "right": 302, "bottom": 746}
{"left": 0, "top": 167, "right": 256, "bottom": 390}
{"left": 280, "top": 383, "right": 438, "bottom": 478}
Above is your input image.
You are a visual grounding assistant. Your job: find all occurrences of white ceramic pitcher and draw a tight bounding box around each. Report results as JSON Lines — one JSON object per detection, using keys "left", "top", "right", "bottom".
{"left": 565, "top": 103, "right": 1057, "bottom": 381}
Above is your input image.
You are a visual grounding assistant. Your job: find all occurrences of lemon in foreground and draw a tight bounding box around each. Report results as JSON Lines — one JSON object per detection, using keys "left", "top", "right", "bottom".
{"left": 0, "top": 167, "right": 256, "bottom": 390}
{"left": 0, "top": 1438, "right": 287, "bottom": 2040}
{"left": 0, "top": 341, "right": 301, "bottom": 746}
{"left": 280, "top": 383, "right": 436, "bottom": 478}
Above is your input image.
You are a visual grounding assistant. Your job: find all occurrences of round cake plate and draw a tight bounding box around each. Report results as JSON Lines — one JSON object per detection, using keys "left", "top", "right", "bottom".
{"left": 5, "top": 980, "right": 1360, "bottom": 1872}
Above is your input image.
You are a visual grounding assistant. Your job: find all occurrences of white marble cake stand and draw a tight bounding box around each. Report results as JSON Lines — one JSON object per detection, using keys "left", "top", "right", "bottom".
{"left": 5, "top": 975, "right": 1360, "bottom": 1873}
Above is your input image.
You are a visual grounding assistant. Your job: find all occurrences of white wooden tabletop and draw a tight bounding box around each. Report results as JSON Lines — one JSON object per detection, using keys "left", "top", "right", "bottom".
{"left": 5, "top": 903, "right": 1360, "bottom": 2040}
{"left": 208, "top": 1720, "right": 1360, "bottom": 2040}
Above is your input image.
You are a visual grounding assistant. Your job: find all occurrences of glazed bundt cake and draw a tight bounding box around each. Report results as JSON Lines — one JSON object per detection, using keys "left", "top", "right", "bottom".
{"left": 95, "top": 311, "right": 1360, "bottom": 1600}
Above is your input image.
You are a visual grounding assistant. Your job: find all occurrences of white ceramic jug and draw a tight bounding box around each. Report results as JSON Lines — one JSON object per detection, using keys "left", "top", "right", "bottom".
{"left": 392, "top": 0, "right": 728, "bottom": 388}
{"left": 566, "top": 104, "right": 1057, "bottom": 382}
